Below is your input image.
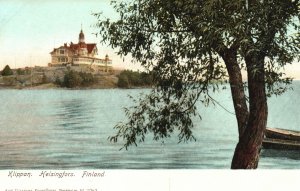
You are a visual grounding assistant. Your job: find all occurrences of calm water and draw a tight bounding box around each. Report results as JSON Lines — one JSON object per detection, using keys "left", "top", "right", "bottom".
{"left": 0, "top": 82, "right": 300, "bottom": 169}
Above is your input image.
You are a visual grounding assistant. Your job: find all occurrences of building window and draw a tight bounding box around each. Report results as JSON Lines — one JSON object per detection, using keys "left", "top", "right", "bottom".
{"left": 59, "top": 49, "right": 65, "bottom": 55}
{"left": 58, "top": 57, "right": 67, "bottom": 62}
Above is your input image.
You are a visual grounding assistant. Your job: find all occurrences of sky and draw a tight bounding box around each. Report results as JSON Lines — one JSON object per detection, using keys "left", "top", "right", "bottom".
{"left": 0, "top": 0, "right": 139, "bottom": 70}
{"left": 0, "top": 0, "right": 299, "bottom": 78}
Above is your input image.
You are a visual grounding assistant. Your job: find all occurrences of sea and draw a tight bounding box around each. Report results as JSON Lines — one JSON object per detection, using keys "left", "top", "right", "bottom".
{"left": 0, "top": 81, "right": 299, "bottom": 169}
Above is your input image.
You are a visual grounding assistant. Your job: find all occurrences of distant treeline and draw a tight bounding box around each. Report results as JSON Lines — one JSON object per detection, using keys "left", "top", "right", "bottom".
{"left": 117, "top": 70, "right": 153, "bottom": 88}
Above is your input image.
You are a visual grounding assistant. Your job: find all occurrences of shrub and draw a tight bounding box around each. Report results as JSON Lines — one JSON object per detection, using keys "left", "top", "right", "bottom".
{"left": 79, "top": 72, "right": 96, "bottom": 86}
{"left": 1, "top": 65, "right": 13, "bottom": 76}
{"left": 117, "top": 70, "right": 153, "bottom": 88}
{"left": 117, "top": 74, "right": 130, "bottom": 88}
{"left": 61, "top": 70, "right": 96, "bottom": 88}
{"left": 55, "top": 77, "right": 62, "bottom": 86}
{"left": 16, "top": 68, "right": 25, "bottom": 75}
{"left": 63, "top": 70, "right": 83, "bottom": 88}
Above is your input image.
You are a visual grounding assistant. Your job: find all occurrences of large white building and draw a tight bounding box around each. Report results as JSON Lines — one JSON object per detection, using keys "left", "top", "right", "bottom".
{"left": 49, "top": 29, "right": 112, "bottom": 72}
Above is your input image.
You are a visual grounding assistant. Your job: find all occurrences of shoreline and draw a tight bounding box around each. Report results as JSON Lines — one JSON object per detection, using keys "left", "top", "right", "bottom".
{"left": 0, "top": 67, "right": 153, "bottom": 90}
{"left": 0, "top": 83, "right": 152, "bottom": 90}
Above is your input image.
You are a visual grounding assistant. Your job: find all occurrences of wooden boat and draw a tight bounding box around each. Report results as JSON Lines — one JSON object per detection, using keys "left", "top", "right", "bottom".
{"left": 263, "top": 128, "right": 300, "bottom": 150}
{"left": 263, "top": 138, "right": 300, "bottom": 150}
{"left": 265, "top": 127, "right": 300, "bottom": 141}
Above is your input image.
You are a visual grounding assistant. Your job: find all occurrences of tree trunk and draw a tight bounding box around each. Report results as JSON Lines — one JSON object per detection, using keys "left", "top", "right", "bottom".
{"left": 221, "top": 49, "right": 249, "bottom": 137}
{"left": 231, "top": 55, "right": 268, "bottom": 169}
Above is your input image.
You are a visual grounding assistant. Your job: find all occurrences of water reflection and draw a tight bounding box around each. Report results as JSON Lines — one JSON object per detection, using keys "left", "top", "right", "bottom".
{"left": 1, "top": 88, "right": 300, "bottom": 169}
{"left": 54, "top": 98, "right": 95, "bottom": 129}
{"left": 261, "top": 149, "right": 300, "bottom": 160}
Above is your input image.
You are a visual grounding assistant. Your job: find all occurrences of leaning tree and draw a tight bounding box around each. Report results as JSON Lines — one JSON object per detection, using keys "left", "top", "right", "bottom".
{"left": 94, "top": 0, "right": 300, "bottom": 169}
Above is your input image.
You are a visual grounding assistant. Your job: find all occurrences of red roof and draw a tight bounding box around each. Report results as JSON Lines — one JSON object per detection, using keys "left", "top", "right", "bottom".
{"left": 69, "top": 43, "right": 79, "bottom": 51}
{"left": 51, "top": 43, "right": 97, "bottom": 54}
{"left": 87, "top": 43, "right": 96, "bottom": 53}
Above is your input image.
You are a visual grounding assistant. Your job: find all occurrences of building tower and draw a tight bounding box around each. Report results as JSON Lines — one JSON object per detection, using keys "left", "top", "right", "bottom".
{"left": 79, "top": 29, "right": 85, "bottom": 43}
{"left": 78, "top": 27, "right": 87, "bottom": 56}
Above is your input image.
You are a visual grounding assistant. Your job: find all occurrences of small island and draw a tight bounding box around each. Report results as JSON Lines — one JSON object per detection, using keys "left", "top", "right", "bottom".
{"left": 0, "top": 65, "right": 153, "bottom": 89}
{"left": 0, "top": 29, "right": 153, "bottom": 89}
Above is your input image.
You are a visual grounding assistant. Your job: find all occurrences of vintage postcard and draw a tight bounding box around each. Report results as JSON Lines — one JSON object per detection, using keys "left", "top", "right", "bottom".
{"left": 0, "top": 0, "right": 299, "bottom": 190}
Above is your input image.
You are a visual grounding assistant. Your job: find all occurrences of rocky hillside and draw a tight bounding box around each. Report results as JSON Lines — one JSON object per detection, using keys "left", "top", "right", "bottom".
{"left": 0, "top": 66, "right": 118, "bottom": 89}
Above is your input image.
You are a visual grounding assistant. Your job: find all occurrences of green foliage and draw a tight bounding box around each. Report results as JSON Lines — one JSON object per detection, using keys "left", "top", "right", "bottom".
{"left": 117, "top": 74, "right": 129, "bottom": 88}
{"left": 24, "top": 68, "right": 31, "bottom": 75}
{"left": 42, "top": 74, "right": 48, "bottom": 84}
{"left": 1, "top": 65, "right": 13, "bottom": 76}
{"left": 61, "top": 70, "right": 96, "bottom": 88}
{"left": 94, "top": 0, "right": 300, "bottom": 149}
{"left": 117, "top": 70, "right": 153, "bottom": 88}
{"left": 55, "top": 77, "right": 62, "bottom": 86}
{"left": 16, "top": 68, "right": 25, "bottom": 75}
{"left": 63, "top": 70, "right": 83, "bottom": 88}
{"left": 79, "top": 72, "right": 96, "bottom": 86}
